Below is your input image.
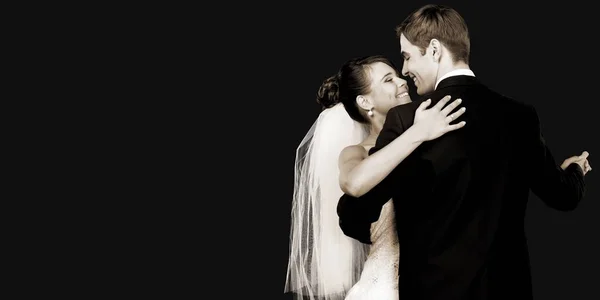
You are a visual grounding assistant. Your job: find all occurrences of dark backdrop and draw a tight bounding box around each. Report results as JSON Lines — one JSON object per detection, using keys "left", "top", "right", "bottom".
{"left": 240, "top": 1, "right": 599, "bottom": 299}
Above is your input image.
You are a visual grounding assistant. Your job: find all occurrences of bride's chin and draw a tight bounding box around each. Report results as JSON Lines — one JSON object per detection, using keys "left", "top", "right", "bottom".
{"left": 399, "top": 98, "right": 412, "bottom": 105}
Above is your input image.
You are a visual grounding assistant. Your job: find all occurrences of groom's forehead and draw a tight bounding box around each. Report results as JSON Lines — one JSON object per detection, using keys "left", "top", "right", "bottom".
{"left": 401, "top": 49, "right": 417, "bottom": 58}
{"left": 399, "top": 35, "right": 417, "bottom": 53}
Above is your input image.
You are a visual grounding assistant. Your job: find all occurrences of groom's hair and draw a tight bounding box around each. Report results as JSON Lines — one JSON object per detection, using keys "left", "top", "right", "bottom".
{"left": 396, "top": 4, "right": 470, "bottom": 64}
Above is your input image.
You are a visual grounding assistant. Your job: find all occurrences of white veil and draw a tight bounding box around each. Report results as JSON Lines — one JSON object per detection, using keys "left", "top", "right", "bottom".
{"left": 285, "top": 103, "right": 371, "bottom": 300}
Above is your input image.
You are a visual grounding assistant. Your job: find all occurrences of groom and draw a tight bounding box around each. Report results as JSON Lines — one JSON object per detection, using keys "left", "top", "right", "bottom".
{"left": 337, "top": 4, "right": 591, "bottom": 300}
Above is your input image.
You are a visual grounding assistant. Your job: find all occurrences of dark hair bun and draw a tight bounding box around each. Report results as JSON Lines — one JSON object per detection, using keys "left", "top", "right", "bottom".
{"left": 316, "top": 74, "right": 340, "bottom": 109}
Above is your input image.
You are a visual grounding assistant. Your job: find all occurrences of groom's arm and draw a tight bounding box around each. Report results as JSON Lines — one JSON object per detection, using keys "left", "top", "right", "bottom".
{"left": 337, "top": 163, "right": 403, "bottom": 244}
{"left": 524, "top": 105, "right": 586, "bottom": 211}
{"left": 337, "top": 105, "right": 416, "bottom": 244}
{"left": 337, "top": 188, "right": 392, "bottom": 244}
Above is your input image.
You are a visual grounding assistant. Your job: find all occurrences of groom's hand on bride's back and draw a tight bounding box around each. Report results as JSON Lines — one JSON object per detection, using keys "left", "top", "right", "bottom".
{"left": 561, "top": 151, "right": 592, "bottom": 175}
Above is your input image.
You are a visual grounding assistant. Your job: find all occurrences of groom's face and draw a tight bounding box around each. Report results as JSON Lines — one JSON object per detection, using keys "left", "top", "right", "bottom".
{"left": 399, "top": 34, "right": 438, "bottom": 95}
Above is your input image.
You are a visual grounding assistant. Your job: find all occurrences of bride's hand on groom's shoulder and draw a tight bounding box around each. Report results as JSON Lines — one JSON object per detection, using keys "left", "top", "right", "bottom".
{"left": 561, "top": 151, "right": 592, "bottom": 175}
{"left": 413, "top": 95, "right": 467, "bottom": 141}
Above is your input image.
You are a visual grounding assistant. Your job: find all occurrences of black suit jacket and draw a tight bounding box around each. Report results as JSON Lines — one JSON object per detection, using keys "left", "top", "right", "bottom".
{"left": 336, "top": 75, "right": 586, "bottom": 300}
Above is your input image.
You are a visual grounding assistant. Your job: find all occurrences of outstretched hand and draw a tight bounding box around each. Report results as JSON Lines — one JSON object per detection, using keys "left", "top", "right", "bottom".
{"left": 561, "top": 151, "right": 592, "bottom": 175}
{"left": 413, "top": 95, "right": 466, "bottom": 142}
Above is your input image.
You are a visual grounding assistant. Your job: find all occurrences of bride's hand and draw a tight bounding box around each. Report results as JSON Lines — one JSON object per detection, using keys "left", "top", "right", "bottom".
{"left": 413, "top": 95, "right": 466, "bottom": 142}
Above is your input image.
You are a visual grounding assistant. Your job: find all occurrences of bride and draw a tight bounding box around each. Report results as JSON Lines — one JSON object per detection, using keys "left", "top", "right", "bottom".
{"left": 285, "top": 55, "right": 466, "bottom": 300}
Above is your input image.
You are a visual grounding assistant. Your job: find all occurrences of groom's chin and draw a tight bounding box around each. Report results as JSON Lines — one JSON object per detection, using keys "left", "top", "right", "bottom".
{"left": 416, "top": 86, "right": 433, "bottom": 96}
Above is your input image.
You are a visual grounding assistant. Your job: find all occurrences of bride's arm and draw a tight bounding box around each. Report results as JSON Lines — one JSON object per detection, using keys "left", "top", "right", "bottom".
{"left": 339, "top": 96, "right": 465, "bottom": 197}
{"left": 338, "top": 125, "right": 426, "bottom": 197}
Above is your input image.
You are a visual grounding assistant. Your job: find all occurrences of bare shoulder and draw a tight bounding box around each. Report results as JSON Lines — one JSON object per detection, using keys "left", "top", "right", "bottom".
{"left": 339, "top": 144, "right": 368, "bottom": 164}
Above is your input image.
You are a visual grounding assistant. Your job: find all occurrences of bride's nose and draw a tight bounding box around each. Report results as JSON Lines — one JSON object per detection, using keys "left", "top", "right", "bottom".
{"left": 395, "top": 78, "right": 407, "bottom": 88}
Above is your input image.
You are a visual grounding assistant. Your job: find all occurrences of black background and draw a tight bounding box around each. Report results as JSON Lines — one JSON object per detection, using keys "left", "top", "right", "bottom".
{"left": 219, "top": 1, "right": 599, "bottom": 299}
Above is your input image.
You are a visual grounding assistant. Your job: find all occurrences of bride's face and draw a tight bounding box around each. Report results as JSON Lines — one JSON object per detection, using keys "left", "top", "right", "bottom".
{"left": 365, "top": 62, "right": 411, "bottom": 115}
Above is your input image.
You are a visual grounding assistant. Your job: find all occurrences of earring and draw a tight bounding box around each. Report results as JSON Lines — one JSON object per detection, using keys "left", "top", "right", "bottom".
{"left": 367, "top": 109, "right": 374, "bottom": 117}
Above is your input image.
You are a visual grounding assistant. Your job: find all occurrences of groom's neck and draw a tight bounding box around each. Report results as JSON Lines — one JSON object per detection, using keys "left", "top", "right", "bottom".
{"left": 437, "top": 61, "right": 470, "bottom": 81}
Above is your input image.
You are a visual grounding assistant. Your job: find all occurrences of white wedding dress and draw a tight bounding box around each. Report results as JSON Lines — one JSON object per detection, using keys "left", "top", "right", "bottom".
{"left": 344, "top": 199, "right": 400, "bottom": 300}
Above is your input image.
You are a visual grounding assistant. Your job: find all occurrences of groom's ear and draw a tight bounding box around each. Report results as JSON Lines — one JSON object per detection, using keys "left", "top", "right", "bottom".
{"left": 430, "top": 39, "right": 441, "bottom": 63}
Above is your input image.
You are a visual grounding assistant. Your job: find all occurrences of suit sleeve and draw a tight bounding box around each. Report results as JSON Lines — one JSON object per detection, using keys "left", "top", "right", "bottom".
{"left": 371, "top": 105, "right": 409, "bottom": 154}
{"left": 336, "top": 107, "right": 411, "bottom": 244}
{"left": 525, "top": 105, "right": 586, "bottom": 211}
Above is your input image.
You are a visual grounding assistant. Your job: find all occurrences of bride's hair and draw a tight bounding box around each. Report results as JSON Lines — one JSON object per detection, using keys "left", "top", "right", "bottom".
{"left": 316, "top": 55, "right": 400, "bottom": 124}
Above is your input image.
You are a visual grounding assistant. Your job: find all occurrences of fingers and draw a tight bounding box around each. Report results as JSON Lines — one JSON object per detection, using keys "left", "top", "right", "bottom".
{"left": 445, "top": 121, "right": 466, "bottom": 133}
{"left": 446, "top": 107, "right": 466, "bottom": 123}
{"left": 417, "top": 99, "right": 432, "bottom": 111}
{"left": 575, "top": 151, "right": 591, "bottom": 174}
{"left": 561, "top": 155, "right": 582, "bottom": 170}
{"left": 441, "top": 98, "right": 462, "bottom": 116}
{"left": 433, "top": 95, "right": 453, "bottom": 111}
{"left": 561, "top": 158, "right": 574, "bottom": 170}
{"left": 562, "top": 152, "right": 592, "bottom": 173}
